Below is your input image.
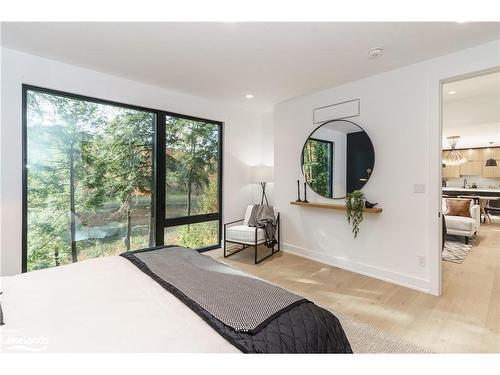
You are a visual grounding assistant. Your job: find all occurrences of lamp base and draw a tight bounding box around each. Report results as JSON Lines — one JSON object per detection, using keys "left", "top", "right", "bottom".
{"left": 260, "top": 182, "right": 269, "bottom": 205}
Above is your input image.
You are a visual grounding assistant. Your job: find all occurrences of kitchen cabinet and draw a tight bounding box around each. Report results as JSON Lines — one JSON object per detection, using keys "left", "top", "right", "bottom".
{"left": 482, "top": 162, "right": 500, "bottom": 178}
{"left": 442, "top": 147, "right": 500, "bottom": 179}
{"left": 481, "top": 147, "right": 500, "bottom": 178}
{"left": 460, "top": 161, "right": 482, "bottom": 176}
{"left": 482, "top": 147, "right": 500, "bottom": 161}
{"left": 463, "top": 148, "right": 482, "bottom": 162}
{"left": 442, "top": 165, "right": 460, "bottom": 178}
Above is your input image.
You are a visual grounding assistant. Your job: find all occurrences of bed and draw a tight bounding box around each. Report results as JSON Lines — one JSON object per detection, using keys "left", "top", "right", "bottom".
{"left": 0, "top": 246, "right": 352, "bottom": 353}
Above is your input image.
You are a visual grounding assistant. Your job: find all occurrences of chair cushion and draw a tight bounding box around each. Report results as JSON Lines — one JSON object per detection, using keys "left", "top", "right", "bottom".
{"left": 444, "top": 215, "right": 475, "bottom": 232}
{"left": 243, "top": 205, "right": 254, "bottom": 226}
{"left": 226, "top": 225, "right": 265, "bottom": 244}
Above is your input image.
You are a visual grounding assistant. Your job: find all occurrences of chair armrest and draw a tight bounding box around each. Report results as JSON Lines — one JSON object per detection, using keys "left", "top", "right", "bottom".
{"left": 470, "top": 205, "right": 481, "bottom": 228}
{"left": 224, "top": 218, "right": 244, "bottom": 227}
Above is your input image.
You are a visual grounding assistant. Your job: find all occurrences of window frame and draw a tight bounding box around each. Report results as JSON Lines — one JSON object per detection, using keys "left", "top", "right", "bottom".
{"left": 161, "top": 113, "right": 223, "bottom": 251}
{"left": 21, "top": 84, "right": 223, "bottom": 272}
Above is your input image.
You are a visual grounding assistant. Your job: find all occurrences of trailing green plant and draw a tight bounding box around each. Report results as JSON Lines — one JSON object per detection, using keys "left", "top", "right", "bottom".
{"left": 346, "top": 190, "right": 365, "bottom": 238}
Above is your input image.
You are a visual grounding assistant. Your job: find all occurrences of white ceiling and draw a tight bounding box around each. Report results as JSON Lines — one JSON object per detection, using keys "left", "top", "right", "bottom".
{"left": 2, "top": 22, "right": 499, "bottom": 113}
{"left": 443, "top": 71, "right": 500, "bottom": 102}
{"left": 443, "top": 71, "right": 500, "bottom": 149}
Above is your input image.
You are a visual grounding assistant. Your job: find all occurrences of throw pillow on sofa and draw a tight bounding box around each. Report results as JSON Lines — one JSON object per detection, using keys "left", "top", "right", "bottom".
{"left": 446, "top": 199, "right": 472, "bottom": 218}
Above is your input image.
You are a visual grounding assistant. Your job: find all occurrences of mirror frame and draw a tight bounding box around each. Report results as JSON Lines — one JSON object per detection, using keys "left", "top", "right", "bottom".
{"left": 301, "top": 119, "right": 375, "bottom": 199}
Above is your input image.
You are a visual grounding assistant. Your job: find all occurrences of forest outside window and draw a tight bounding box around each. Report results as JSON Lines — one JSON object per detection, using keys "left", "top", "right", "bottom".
{"left": 22, "top": 86, "right": 223, "bottom": 272}
{"left": 164, "top": 115, "right": 222, "bottom": 250}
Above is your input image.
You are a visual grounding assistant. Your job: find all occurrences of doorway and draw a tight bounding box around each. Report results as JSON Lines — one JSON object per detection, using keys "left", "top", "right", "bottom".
{"left": 440, "top": 69, "right": 500, "bottom": 292}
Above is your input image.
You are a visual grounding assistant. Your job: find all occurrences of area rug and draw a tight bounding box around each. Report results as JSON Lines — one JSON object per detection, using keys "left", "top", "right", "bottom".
{"left": 338, "top": 315, "right": 432, "bottom": 353}
{"left": 443, "top": 236, "right": 472, "bottom": 264}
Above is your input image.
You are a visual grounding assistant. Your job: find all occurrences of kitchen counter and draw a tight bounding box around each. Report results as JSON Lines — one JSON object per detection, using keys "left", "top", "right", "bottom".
{"left": 443, "top": 187, "right": 500, "bottom": 194}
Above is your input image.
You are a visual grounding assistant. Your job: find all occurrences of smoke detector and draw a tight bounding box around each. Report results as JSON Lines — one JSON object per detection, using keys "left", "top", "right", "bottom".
{"left": 368, "top": 47, "right": 383, "bottom": 59}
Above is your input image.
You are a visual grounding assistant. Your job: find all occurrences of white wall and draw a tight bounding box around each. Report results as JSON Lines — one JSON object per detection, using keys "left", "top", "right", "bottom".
{"left": 249, "top": 111, "right": 275, "bottom": 205}
{"left": 0, "top": 47, "right": 265, "bottom": 276}
{"left": 274, "top": 40, "right": 499, "bottom": 295}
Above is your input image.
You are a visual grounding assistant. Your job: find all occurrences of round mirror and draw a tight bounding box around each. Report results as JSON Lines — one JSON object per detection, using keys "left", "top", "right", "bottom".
{"left": 301, "top": 119, "right": 375, "bottom": 199}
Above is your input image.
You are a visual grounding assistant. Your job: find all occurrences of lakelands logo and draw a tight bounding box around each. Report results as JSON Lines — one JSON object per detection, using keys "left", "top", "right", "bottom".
{"left": 0, "top": 330, "right": 49, "bottom": 352}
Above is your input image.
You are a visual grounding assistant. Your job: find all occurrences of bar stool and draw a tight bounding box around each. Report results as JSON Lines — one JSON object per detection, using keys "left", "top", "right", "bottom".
{"left": 479, "top": 196, "right": 500, "bottom": 224}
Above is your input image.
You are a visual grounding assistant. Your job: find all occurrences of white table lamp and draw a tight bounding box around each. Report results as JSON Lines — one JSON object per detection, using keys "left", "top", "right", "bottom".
{"left": 251, "top": 165, "right": 273, "bottom": 205}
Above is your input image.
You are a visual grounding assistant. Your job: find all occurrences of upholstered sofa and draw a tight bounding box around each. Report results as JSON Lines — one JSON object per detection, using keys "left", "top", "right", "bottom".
{"left": 443, "top": 198, "right": 480, "bottom": 243}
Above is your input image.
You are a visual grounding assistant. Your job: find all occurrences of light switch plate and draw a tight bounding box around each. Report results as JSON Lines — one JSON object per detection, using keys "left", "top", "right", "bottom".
{"left": 414, "top": 183, "right": 426, "bottom": 194}
{"left": 418, "top": 255, "right": 426, "bottom": 267}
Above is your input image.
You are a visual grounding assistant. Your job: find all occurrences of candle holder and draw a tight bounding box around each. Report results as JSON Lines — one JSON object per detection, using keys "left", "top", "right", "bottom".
{"left": 303, "top": 182, "right": 309, "bottom": 203}
{"left": 296, "top": 180, "right": 302, "bottom": 202}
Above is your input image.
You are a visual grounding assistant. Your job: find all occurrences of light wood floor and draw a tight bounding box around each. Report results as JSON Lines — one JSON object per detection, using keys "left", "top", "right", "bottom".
{"left": 206, "top": 218, "right": 500, "bottom": 353}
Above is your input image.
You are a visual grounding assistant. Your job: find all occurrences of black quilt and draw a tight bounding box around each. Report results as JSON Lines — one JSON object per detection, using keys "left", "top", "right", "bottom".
{"left": 121, "top": 247, "right": 352, "bottom": 353}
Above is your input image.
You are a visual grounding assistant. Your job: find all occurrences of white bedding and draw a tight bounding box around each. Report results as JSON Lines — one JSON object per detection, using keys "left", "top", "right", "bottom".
{"left": 0, "top": 256, "right": 239, "bottom": 352}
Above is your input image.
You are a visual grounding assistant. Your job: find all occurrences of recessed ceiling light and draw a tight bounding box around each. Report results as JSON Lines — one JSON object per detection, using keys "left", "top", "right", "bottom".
{"left": 368, "top": 47, "right": 383, "bottom": 59}
{"left": 245, "top": 94, "right": 254, "bottom": 99}
{"left": 448, "top": 90, "right": 456, "bottom": 95}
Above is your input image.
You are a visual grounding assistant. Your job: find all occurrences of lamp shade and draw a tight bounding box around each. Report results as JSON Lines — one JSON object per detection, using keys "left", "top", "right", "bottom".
{"left": 251, "top": 165, "right": 273, "bottom": 183}
{"left": 485, "top": 159, "right": 498, "bottom": 167}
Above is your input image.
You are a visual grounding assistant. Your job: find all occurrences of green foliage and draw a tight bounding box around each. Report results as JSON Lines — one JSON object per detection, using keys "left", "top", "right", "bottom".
{"left": 165, "top": 117, "right": 218, "bottom": 216}
{"left": 346, "top": 190, "right": 365, "bottom": 238}
{"left": 81, "top": 110, "right": 155, "bottom": 250}
{"left": 176, "top": 176, "right": 218, "bottom": 248}
{"left": 26, "top": 90, "right": 220, "bottom": 272}
{"left": 26, "top": 91, "right": 153, "bottom": 270}
{"left": 164, "top": 117, "right": 220, "bottom": 249}
{"left": 26, "top": 91, "right": 105, "bottom": 270}
{"left": 303, "top": 139, "right": 332, "bottom": 197}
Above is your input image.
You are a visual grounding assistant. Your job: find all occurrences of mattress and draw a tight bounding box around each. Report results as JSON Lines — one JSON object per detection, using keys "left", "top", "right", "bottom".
{"left": 0, "top": 256, "right": 239, "bottom": 352}
{"left": 0, "top": 250, "right": 351, "bottom": 353}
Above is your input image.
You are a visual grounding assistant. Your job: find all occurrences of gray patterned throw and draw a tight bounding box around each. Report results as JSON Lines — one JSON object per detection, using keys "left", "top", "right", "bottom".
{"left": 127, "top": 247, "right": 305, "bottom": 332}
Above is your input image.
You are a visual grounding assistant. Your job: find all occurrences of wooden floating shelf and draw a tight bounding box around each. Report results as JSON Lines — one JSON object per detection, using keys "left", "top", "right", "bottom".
{"left": 290, "top": 201, "right": 383, "bottom": 213}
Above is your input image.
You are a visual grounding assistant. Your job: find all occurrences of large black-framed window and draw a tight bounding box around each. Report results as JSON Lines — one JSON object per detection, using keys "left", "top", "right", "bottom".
{"left": 22, "top": 85, "right": 223, "bottom": 272}
{"left": 162, "top": 114, "right": 223, "bottom": 250}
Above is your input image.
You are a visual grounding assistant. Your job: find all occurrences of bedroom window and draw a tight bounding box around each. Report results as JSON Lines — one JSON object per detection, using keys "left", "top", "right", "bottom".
{"left": 22, "top": 86, "right": 223, "bottom": 272}
{"left": 163, "top": 115, "right": 222, "bottom": 250}
{"left": 23, "top": 88, "right": 155, "bottom": 271}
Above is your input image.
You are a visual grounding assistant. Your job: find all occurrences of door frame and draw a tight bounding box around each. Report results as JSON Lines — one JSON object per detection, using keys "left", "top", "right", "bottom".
{"left": 436, "top": 66, "right": 500, "bottom": 294}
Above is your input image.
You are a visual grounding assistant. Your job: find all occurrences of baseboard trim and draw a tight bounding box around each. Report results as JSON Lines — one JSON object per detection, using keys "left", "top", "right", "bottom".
{"left": 282, "top": 243, "right": 430, "bottom": 294}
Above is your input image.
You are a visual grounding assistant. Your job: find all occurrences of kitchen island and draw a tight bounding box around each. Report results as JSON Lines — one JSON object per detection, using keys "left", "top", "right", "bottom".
{"left": 443, "top": 187, "right": 500, "bottom": 197}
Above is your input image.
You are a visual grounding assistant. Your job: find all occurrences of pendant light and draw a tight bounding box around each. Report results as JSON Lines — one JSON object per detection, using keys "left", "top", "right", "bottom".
{"left": 443, "top": 136, "right": 466, "bottom": 166}
{"left": 485, "top": 159, "right": 498, "bottom": 167}
{"left": 485, "top": 142, "right": 498, "bottom": 167}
